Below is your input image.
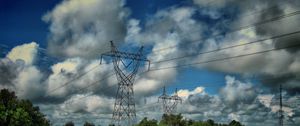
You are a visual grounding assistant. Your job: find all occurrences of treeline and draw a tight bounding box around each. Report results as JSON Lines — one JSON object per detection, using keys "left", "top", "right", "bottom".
{"left": 136, "top": 114, "right": 244, "bottom": 126}
{"left": 1, "top": 89, "right": 243, "bottom": 126}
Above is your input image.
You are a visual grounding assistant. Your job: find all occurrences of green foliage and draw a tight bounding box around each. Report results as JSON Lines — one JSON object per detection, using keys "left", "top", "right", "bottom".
{"left": 136, "top": 114, "right": 244, "bottom": 126}
{"left": 228, "top": 120, "right": 243, "bottom": 126}
{"left": 159, "top": 114, "right": 186, "bottom": 126}
{"left": 9, "top": 108, "right": 32, "bottom": 126}
{"left": 0, "top": 89, "right": 50, "bottom": 126}
{"left": 137, "top": 117, "right": 158, "bottom": 126}
{"left": 65, "top": 121, "right": 75, "bottom": 126}
{"left": 84, "top": 121, "right": 95, "bottom": 126}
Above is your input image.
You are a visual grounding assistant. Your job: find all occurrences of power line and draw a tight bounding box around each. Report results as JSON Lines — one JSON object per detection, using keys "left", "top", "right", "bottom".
{"left": 73, "top": 71, "right": 115, "bottom": 94}
{"left": 65, "top": 63, "right": 155, "bottom": 105}
{"left": 65, "top": 71, "right": 116, "bottom": 104}
{"left": 151, "top": 30, "right": 300, "bottom": 64}
{"left": 232, "top": 10, "right": 300, "bottom": 33}
{"left": 147, "top": 43, "right": 300, "bottom": 72}
{"left": 240, "top": 4, "right": 279, "bottom": 19}
{"left": 46, "top": 63, "right": 101, "bottom": 97}
{"left": 151, "top": 10, "right": 300, "bottom": 53}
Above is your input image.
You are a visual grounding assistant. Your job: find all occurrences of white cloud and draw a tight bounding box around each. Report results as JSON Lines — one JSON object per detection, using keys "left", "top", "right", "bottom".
{"left": 191, "top": 0, "right": 300, "bottom": 93}
{"left": 44, "top": 0, "right": 128, "bottom": 58}
{"left": 193, "top": 0, "right": 228, "bottom": 8}
{"left": 6, "top": 42, "right": 38, "bottom": 65}
{"left": 46, "top": 58, "right": 113, "bottom": 98}
{"left": 2, "top": 1, "right": 300, "bottom": 125}
{"left": 257, "top": 94, "right": 274, "bottom": 108}
{"left": 174, "top": 77, "right": 289, "bottom": 125}
{"left": 0, "top": 42, "right": 47, "bottom": 101}
{"left": 128, "top": 7, "right": 205, "bottom": 98}
{"left": 60, "top": 94, "right": 114, "bottom": 114}
{"left": 220, "top": 76, "right": 256, "bottom": 105}
{"left": 177, "top": 87, "right": 205, "bottom": 99}
{"left": 14, "top": 66, "right": 44, "bottom": 100}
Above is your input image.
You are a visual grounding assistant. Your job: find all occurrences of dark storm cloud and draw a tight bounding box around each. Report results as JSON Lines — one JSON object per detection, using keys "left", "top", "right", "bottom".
{"left": 253, "top": 0, "right": 300, "bottom": 93}
{"left": 0, "top": 58, "right": 18, "bottom": 87}
{"left": 260, "top": 74, "right": 300, "bottom": 94}
{"left": 275, "top": 34, "right": 300, "bottom": 53}
{"left": 252, "top": 0, "right": 300, "bottom": 53}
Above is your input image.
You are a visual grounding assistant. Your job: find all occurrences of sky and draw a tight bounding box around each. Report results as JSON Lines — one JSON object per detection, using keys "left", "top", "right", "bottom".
{"left": 0, "top": 0, "right": 300, "bottom": 125}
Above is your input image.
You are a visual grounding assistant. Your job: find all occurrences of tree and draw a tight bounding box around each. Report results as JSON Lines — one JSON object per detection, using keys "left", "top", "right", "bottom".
{"left": 229, "top": 120, "right": 243, "bottom": 126}
{"left": 0, "top": 89, "right": 50, "bottom": 126}
{"left": 206, "top": 119, "right": 214, "bottom": 126}
{"left": 65, "top": 121, "right": 75, "bottom": 126}
{"left": 138, "top": 117, "right": 158, "bottom": 126}
{"left": 84, "top": 121, "right": 95, "bottom": 126}
{"left": 159, "top": 114, "right": 186, "bottom": 126}
{"left": 131, "top": 114, "right": 245, "bottom": 126}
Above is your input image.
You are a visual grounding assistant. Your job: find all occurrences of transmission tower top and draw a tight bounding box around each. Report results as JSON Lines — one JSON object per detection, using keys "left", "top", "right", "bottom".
{"left": 158, "top": 86, "right": 170, "bottom": 101}
{"left": 171, "top": 88, "right": 182, "bottom": 104}
{"left": 101, "top": 41, "right": 150, "bottom": 69}
{"left": 158, "top": 87, "right": 182, "bottom": 115}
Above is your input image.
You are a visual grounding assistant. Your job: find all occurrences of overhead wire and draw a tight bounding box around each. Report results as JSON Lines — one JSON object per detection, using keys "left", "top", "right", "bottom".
{"left": 65, "top": 71, "right": 116, "bottom": 104}
{"left": 151, "top": 30, "right": 300, "bottom": 64}
{"left": 45, "top": 62, "right": 102, "bottom": 97}
{"left": 150, "top": 10, "right": 300, "bottom": 54}
{"left": 46, "top": 2, "right": 300, "bottom": 122}
{"left": 147, "top": 43, "right": 300, "bottom": 71}
{"left": 65, "top": 64, "right": 151, "bottom": 104}
{"left": 66, "top": 36, "right": 300, "bottom": 104}
{"left": 46, "top": 2, "right": 300, "bottom": 124}
{"left": 2, "top": 7, "right": 299, "bottom": 99}
{"left": 53, "top": 45, "right": 300, "bottom": 122}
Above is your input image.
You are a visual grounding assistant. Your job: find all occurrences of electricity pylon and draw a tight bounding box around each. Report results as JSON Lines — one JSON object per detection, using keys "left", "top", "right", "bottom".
{"left": 158, "top": 86, "right": 171, "bottom": 114}
{"left": 101, "top": 41, "right": 149, "bottom": 126}
{"left": 279, "top": 84, "right": 283, "bottom": 126}
{"left": 158, "top": 87, "right": 182, "bottom": 115}
{"left": 170, "top": 88, "right": 182, "bottom": 113}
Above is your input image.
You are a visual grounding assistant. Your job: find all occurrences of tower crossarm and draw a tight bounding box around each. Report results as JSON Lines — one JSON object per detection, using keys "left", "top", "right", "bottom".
{"left": 102, "top": 51, "right": 149, "bottom": 62}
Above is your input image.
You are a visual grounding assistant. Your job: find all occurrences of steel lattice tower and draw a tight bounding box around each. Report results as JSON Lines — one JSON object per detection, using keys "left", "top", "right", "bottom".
{"left": 170, "top": 88, "right": 182, "bottom": 113}
{"left": 101, "top": 41, "right": 149, "bottom": 126}
{"left": 279, "top": 84, "right": 283, "bottom": 126}
{"left": 158, "top": 86, "right": 171, "bottom": 114}
{"left": 158, "top": 87, "right": 182, "bottom": 115}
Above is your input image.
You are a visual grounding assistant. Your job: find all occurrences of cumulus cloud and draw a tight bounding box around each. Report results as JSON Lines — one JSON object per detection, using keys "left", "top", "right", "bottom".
{"left": 220, "top": 76, "right": 257, "bottom": 106}
{"left": 2, "top": 0, "right": 300, "bottom": 125}
{"left": 60, "top": 94, "right": 114, "bottom": 114}
{"left": 190, "top": 0, "right": 300, "bottom": 93}
{"left": 174, "top": 76, "right": 297, "bottom": 126}
{"left": 0, "top": 42, "right": 45, "bottom": 100}
{"left": 44, "top": 0, "right": 128, "bottom": 58}
{"left": 121, "top": 2, "right": 300, "bottom": 124}
{"left": 6, "top": 42, "right": 38, "bottom": 65}
{"left": 45, "top": 58, "right": 115, "bottom": 99}
{"left": 177, "top": 87, "right": 205, "bottom": 99}
{"left": 0, "top": 41, "right": 120, "bottom": 125}
{"left": 14, "top": 66, "right": 44, "bottom": 100}
{"left": 130, "top": 6, "right": 205, "bottom": 98}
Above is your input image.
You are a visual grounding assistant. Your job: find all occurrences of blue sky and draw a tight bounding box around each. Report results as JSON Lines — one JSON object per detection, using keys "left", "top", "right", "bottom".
{"left": 0, "top": 0, "right": 231, "bottom": 94}
{"left": 0, "top": 0, "right": 61, "bottom": 47}
{"left": 1, "top": 0, "right": 300, "bottom": 125}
